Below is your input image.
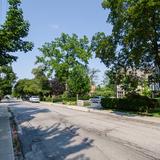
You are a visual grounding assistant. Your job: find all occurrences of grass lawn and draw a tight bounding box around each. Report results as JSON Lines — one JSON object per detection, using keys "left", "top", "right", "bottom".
{"left": 148, "top": 108, "right": 160, "bottom": 117}
{"left": 105, "top": 108, "right": 160, "bottom": 118}
{"left": 62, "top": 100, "right": 77, "bottom": 106}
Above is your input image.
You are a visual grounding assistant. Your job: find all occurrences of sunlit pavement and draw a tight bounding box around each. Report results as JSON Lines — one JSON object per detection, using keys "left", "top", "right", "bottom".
{"left": 7, "top": 101, "right": 160, "bottom": 160}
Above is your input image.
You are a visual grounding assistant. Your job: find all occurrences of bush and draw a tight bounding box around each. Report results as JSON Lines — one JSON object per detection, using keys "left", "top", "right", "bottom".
{"left": 53, "top": 97, "right": 63, "bottom": 103}
{"left": 44, "top": 96, "right": 53, "bottom": 102}
{"left": 62, "top": 100, "right": 77, "bottom": 105}
{"left": 79, "top": 95, "right": 90, "bottom": 100}
{"left": 101, "top": 98, "right": 118, "bottom": 109}
{"left": 101, "top": 95, "right": 159, "bottom": 112}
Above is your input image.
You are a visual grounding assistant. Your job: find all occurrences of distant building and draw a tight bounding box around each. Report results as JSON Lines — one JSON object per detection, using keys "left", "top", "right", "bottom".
{"left": 90, "top": 85, "right": 96, "bottom": 93}
{"left": 149, "top": 66, "right": 160, "bottom": 97}
{"left": 116, "top": 69, "right": 150, "bottom": 98}
{"left": 116, "top": 85, "right": 125, "bottom": 98}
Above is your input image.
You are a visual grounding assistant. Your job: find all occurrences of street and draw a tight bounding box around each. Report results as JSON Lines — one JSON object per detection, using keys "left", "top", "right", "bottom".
{"left": 8, "top": 102, "right": 160, "bottom": 160}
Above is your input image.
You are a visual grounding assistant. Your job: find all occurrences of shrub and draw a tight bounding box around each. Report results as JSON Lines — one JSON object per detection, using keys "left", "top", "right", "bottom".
{"left": 44, "top": 96, "right": 53, "bottom": 102}
{"left": 101, "top": 95, "right": 159, "bottom": 112}
{"left": 62, "top": 100, "right": 77, "bottom": 105}
{"left": 79, "top": 95, "right": 90, "bottom": 100}
{"left": 52, "top": 97, "right": 63, "bottom": 103}
{"left": 101, "top": 98, "right": 117, "bottom": 109}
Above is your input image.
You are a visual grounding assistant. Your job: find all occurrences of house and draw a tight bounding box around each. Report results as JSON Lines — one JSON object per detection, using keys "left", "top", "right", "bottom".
{"left": 116, "top": 69, "right": 151, "bottom": 98}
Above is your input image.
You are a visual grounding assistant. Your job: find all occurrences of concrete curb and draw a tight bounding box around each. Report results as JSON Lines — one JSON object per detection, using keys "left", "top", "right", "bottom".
{"left": 40, "top": 101, "right": 160, "bottom": 125}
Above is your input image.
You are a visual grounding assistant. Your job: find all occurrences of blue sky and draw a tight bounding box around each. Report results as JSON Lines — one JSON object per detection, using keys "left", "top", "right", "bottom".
{"left": 2, "top": 0, "right": 112, "bottom": 84}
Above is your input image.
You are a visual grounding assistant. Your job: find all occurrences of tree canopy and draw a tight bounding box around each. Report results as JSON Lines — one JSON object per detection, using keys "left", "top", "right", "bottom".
{"left": 91, "top": 0, "right": 160, "bottom": 92}
{"left": 50, "top": 78, "right": 65, "bottom": 96}
{"left": 67, "top": 65, "right": 91, "bottom": 97}
{"left": 36, "top": 33, "right": 91, "bottom": 82}
{"left": 0, "top": 0, "right": 33, "bottom": 65}
{"left": 32, "top": 66, "right": 51, "bottom": 96}
{"left": 13, "top": 67, "right": 51, "bottom": 98}
{"left": 0, "top": 65, "right": 16, "bottom": 99}
{"left": 36, "top": 33, "right": 92, "bottom": 97}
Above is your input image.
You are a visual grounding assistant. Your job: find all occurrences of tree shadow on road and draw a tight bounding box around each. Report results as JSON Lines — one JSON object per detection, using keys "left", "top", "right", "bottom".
{"left": 21, "top": 122, "right": 94, "bottom": 160}
{"left": 10, "top": 105, "right": 94, "bottom": 160}
{"left": 9, "top": 105, "right": 51, "bottom": 123}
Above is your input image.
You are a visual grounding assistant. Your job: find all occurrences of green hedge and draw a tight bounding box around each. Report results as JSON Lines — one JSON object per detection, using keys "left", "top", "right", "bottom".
{"left": 101, "top": 96, "right": 159, "bottom": 112}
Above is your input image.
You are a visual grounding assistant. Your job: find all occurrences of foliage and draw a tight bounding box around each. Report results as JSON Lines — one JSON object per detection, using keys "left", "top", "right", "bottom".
{"left": 13, "top": 79, "right": 41, "bottom": 97}
{"left": 52, "top": 97, "right": 63, "bottom": 103}
{"left": 36, "top": 33, "right": 92, "bottom": 98}
{"left": 0, "top": 65, "right": 16, "bottom": 99}
{"left": 67, "top": 65, "right": 91, "bottom": 97}
{"left": 101, "top": 97, "right": 118, "bottom": 109}
{"left": 36, "top": 33, "right": 91, "bottom": 83}
{"left": 101, "top": 95, "right": 158, "bottom": 112}
{"left": 92, "top": 0, "right": 160, "bottom": 92}
{"left": 50, "top": 78, "right": 65, "bottom": 96}
{"left": 148, "top": 107, "right": 160, "bottom": 117}
{"left": 91, "top": 86, "right": 115, "bottom": 97}
{"left": 141, "top": 81, "right": 152, "bottom": 97}
{"left": 13, "top": 79, "right": 27, "bottom": 97}
{"left": 14, "top": 67, "right": 51, "bottom": 98}
{"left": 62, "top": 100, "right": 77, "bottom": 106}
{"left": 32, "top": 66, "right": 51, "bottom": 96}
{"left": 104, "top": 67, "right": 147, "bottom": 94}
{"left": 61, "top": 91, "right": 69, "bottom": 100}
{"left": 14, "top": 67, "right": 50, "bottom": 99}
{"left": 43, "top": 96, "right": 53, "bottom": 102}
{"left": 0, "top": 0, "right": 33, "bottom": 65}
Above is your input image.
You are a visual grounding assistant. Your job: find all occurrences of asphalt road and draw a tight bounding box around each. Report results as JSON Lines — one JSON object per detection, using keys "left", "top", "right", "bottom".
{"left": 8, "top": 102, "right": 160, "bottom": 160}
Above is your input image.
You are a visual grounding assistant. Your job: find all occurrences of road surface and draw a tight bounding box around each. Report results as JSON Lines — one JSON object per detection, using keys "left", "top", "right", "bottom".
{"left": 7, "top": 102, "right": 160, "bottom": 160}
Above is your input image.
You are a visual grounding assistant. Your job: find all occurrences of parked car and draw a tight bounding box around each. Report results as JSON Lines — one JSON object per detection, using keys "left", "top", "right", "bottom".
{"left": 29, "top": 96, "right": 40, "bottom": 103}
{"left": 90, "top": 96, "right": 104, "bottom": 104}
{"left": 22, "top": 95, "right": 30, "bottom": 101}
{"left": 4, "top": 95, "right": 11, "bottom": 100}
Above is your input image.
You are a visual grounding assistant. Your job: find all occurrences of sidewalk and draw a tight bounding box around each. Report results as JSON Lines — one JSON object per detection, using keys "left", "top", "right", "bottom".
{"left": 0, "top": 105, "right": 14, "bottom": 160}
{"left": 40, "top": 101, "right": 160, "bottom": 125}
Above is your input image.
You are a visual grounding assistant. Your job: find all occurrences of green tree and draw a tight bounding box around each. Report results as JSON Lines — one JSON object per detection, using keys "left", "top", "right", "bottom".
{"left": 92, "top": 0, "right": 160, "bottom": 91}
{"left": 23, "top": 80, "right": 41, "bottom": 96}
{"left": 13, "top": 79, "right": 29, "bottom": 97}
{"left": 121, "top": 73, "right": 140, "bottom": 94}
{"left": 13, "top": 79, "right": 41, "bottom": 98}
{"left": 0, "top": 0, "right": 33, "bottom": 65}
{"left": 92, "top": 86, "right": 115, "bottom": 97}
{"left": 0, "top": 65, "right": 16, "bottom": 99}
{"left": 32, "top": 66, "right": 51, "bottom": 98}
{"left": 142, "top": 80, "right": 152, "bottom": 97}
{"left": 67, "top": 65, "right": 91, "bottom": 97}
{"left": 50, "top": 78, "right": 65, "bottom": 96}
{"left": 36, "top": 33, "right": 91, "bottom": 84}
{"left": 13, "top": 67, "right": 51, "bottom": 99}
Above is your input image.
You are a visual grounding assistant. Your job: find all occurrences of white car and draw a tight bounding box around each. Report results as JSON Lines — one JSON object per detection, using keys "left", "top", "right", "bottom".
{"left": 29, "top": 96, "right": 40, "bottom": 103}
